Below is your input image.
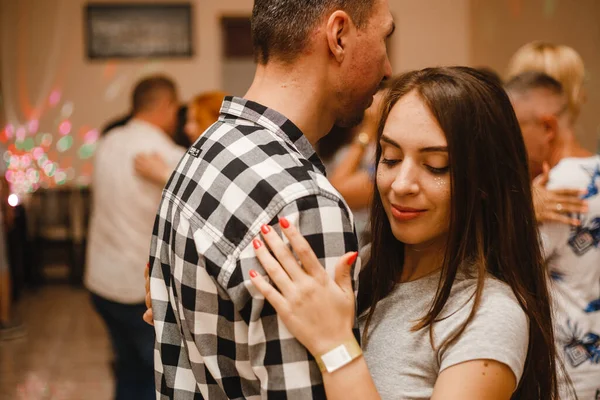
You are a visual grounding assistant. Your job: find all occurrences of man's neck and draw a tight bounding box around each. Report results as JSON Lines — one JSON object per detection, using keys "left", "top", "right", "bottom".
{"left": 548, "top": 128, "right": 593, "bottom": 168}
{"left": 244, "top": 62, "right": 335, "bottom": 146}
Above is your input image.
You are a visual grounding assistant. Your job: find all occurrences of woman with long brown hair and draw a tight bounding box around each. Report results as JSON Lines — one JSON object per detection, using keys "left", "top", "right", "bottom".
{"left": 249, "top": 67, "right": 560, "bottom": 399}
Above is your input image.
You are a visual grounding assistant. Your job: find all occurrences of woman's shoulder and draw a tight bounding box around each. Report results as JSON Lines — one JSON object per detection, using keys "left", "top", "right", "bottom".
{"left": 439, "top": 272, "right": 529, "bottom": 348}
{"left": 438, "top": 273, "right": 529, "bottom": 383}
{"left": 480, "top": 274, "right": 524, "bottom": 313}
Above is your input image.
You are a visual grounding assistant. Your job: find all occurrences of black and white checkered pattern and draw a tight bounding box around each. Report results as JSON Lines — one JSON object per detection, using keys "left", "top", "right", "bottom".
{"left": 149, "top": 97, "right": 360, "bottom": 399}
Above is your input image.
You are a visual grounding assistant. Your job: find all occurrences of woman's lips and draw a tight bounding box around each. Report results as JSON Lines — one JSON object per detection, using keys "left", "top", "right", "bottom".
{"left": 391, "top": 205, "right": 427, "bottom": 221}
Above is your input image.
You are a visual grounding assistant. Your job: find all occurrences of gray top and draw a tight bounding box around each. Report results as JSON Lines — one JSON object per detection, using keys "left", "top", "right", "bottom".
{"left": 359, "top": 269, "right": 529, "bottom": 399}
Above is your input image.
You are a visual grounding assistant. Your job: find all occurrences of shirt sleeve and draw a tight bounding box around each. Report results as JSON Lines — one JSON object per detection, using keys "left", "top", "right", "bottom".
{"left": 438, "top": 279, "right": 530, "bottom": 386}
{"left": 237, "top": 194, "right": 360, "bottom": 398}
{"left": 540, "top": 222, "right": 572, "bottom": 261}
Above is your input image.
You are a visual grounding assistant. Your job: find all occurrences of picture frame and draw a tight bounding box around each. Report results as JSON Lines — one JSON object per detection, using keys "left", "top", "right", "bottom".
{"left": 85, "top": 3, "right": 193, "bottom": 59}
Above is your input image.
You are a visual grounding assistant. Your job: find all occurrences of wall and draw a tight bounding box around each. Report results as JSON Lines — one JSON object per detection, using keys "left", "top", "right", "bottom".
{"left": 390, "top": 0, "right": 471, "bottom": 72}
{"left": 0, "top": 0, "right": 470, "bottom": 191}
{"left": 471, "top": 0, "right": 600, "bottom": 151}
{"left": 0, "top": 0, "right": 254, "bottom": 191}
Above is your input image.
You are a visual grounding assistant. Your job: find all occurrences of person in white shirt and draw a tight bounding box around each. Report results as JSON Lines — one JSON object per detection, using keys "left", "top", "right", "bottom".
{"left": 85, "top": 75, "right": 185, "bottom": 400}
{"left": 507, "top": 71, "right": 600, "bottom": 400}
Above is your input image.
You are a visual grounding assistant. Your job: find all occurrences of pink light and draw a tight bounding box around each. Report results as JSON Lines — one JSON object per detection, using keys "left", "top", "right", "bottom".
{"left": 5, "top": 170, "right": 14, "bottom": 183}
{"left": 32, "top": 147, "right": 45, "bottom": 160}
{"left": 28, "top": 119, "right": 39, "bottom": 134}
{"left": 20, "top": 155, "right": 32, "bottom": 168}
{"left": 49, "top": 90, "right": 62, "bottom": 106}
{"left": 16, "top": 127, "right": 26, "bottom": 141}
{"left": 84, "top": 129, "right": 99, "bottom": 144}
{"left": 4, "top": 124, "right": 14, "bottom": 139}
{"left": 59, "top": 121, "right": 72, "bottom": 135}
{"left": 9, "top": 156, "right": 19, "bottom": 168}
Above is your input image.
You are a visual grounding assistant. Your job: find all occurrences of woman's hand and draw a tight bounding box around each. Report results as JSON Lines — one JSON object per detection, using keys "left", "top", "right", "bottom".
{"left": 532, "top": 163, "right": 587, "bottom": 226}
{"left": 134, "top": 152, "right": 170, "bottom": 186}
{"left": 250, "top": 218, "right": 359, "bottom": 357}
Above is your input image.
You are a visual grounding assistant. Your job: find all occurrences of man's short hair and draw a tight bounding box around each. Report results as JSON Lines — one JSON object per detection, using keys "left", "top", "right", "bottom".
{"left": 505, "top": 71, "right": 564, "bottom": 97}
{"left": 251, "top": 0, "right": 376, "bottom": 65}
{"left": 132, "top": 75, "right": 177, "bottom": 114}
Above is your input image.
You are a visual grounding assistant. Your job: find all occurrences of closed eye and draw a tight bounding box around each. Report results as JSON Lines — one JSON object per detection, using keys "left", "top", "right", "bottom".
{"left": 381, "top": 158, "right": 400, "bottom": 166}
{"left": 426, "top": 165, "right": 449, "bottom": 174}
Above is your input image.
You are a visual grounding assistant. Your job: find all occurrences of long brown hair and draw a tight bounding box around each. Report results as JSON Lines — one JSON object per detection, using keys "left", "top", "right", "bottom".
{"left": 358, "top": 67, "right": 559, "bottom": 399}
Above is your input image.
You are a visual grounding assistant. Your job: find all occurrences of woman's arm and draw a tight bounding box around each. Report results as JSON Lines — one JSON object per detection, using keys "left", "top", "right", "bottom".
{"left": 250, "top": 220, "right": 520, "bottom": 400}
{"left": 432, "top": 360, "right": 515, "bottom": 400}
{"left": 134, "top": 152, "right": 170, "bottom": 187}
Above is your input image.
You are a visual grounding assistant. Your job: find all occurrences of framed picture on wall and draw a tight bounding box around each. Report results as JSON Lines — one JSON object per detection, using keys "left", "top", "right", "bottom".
{"left": 85, "top": 3, "right": 193, "bottom": 59}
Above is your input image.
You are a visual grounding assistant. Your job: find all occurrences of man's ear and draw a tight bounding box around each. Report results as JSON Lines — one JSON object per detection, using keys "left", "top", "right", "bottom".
{"left": 540, "top": 114, "right": 559, "bottom": 144}
{"left": 326, "top": 10, "right": 354, "bottom": 63}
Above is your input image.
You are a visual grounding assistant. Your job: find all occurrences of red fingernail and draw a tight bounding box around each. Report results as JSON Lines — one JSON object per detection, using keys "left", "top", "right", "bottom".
{"left": 146, "top": 262, "right": 149, "bottom": 268}
{"left": 253, "top": 239, "right": 262, "bottom": 249}
{"left": 347, "top": 252, "right": 359, "bottom": 266}
{"left": 279, "top": 217, "right": 290, "bottom": 229}
{"left": 261, "top": 224, "right": 271, "bottom": 234}
{"left": 249, "top": 270, "right": 258, "bottom": 278}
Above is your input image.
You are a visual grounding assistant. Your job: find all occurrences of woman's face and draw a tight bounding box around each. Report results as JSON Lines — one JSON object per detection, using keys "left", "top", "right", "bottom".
{"left": 377, "top": 91, "right": 451, "bottom": 247}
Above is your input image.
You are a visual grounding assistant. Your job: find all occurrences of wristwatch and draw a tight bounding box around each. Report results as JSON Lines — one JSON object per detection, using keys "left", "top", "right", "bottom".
{"left": 315, "top": 338, "right": 363, "bottom": 374}
{"left": 355, "top": 132, "right": 370, "bottom": 148}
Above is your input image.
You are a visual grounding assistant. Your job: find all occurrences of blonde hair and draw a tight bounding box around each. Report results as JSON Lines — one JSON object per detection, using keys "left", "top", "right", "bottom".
{"left": 507, "top": 42, "right": 586, "bottom": 121}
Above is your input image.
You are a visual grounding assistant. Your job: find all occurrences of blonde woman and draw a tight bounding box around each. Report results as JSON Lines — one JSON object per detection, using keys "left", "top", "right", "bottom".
{"left": 508, "top": 41, "right": 586, "bottom": 124}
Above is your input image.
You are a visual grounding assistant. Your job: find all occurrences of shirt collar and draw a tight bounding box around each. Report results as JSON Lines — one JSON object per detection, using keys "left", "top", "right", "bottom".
{"left": 219, "top": 96, "right": 326, "bottom": 175}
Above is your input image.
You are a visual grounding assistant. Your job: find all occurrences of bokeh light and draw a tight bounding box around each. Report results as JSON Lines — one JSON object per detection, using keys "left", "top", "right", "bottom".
{"left": 37, "top": 154, "right": 48, "bottom": 167}
{"left": 78, "top": 143, "right": 96, "bottom": 159}
{"left": 59, "top": 120, "right": 72, "bottom": 135}
{"left": 32, "top": 147, "right": 45, "bottom": 160}
{"left": 57, "top": 136, "right": 73, "bottom": 152}
{"left": 23, "top": 138, "right": 35, "bottom": 152}
{"left": 28, "top": 119, "right": 39, "bottom": 134}
{"left": 49, "top": 90, "right": 61, "bottom": 106}
{"left": 20, "top": 155, "right": 32, "bottom": 168}
{"left": 41, "top": 133, "right": 53, "bottom": 147}
{"left": 16, "top": 127, "right": 26, "bottom": 141}
{"left": 8, "top": 194, "right": 19, "bottom": 207}
{"left": 84, "top": 129, "right": 99, "bottom": 144}
{"left": 4, "top": 124, "right": 14, "bottom": 139}
{"left": 43, "top": 161, "right": 57, "bottom": 177}
{"left": 61, "top": 102, "right": 74, "bottom": 118}
{"left": 55, "top": 170, "right": 67, "bottom": 185}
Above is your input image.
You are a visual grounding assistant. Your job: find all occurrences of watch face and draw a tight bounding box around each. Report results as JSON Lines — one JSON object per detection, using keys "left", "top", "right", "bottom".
{"left": 321, "top": 344, "right": 352, "bottom": 373}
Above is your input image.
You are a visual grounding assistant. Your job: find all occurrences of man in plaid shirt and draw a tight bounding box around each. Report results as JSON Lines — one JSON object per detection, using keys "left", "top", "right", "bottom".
{"left": 148, "top": 0, "right": 394, "bottom": 398}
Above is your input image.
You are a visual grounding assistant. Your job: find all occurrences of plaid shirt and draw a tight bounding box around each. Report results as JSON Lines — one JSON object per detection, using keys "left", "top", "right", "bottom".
{"left": 149, "top": 97, "right": 360, "bottom": 399}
